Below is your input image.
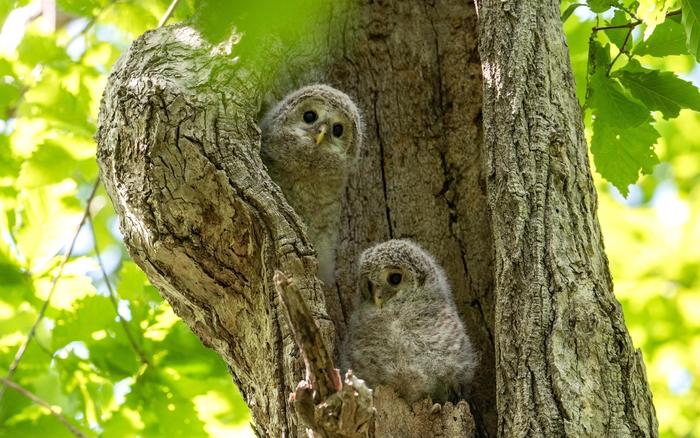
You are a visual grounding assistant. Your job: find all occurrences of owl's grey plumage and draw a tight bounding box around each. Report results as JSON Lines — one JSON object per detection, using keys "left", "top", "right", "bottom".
{"left": 260, "top": 84, "right": 362, "bottom": 285}
{"left": 343, "top": 239, "right": 478, "bottom": 404}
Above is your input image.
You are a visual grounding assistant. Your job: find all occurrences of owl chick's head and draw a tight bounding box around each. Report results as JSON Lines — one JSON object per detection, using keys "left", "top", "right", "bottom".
{"left": 260, "top": 84, "right": 362, "bottom": 179}
{"left": 357, "top": 239, "right": 445, "bottom": 307}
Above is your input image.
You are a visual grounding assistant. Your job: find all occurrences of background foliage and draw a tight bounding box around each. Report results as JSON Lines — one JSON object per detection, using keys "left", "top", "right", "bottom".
{"left": 0, "top": 0, "right": 697, "bottom": 436}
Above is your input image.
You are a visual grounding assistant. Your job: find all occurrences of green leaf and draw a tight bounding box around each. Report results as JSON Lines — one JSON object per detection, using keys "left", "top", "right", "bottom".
{"left": 588, "top": 71, "right": 650, "bottom": 127}
{"left": 618, "top": 67, "right": 700, "bottom": 118}
{"left": 562, "top": 3, "right": 587, "bottom": 22}
{"left": 14, "top": 184, "right": 82, "bottom": 267}
{"left": 53, "top": 296, "right": 116, "bottom": 348}
{"left": 90, "top": 339, "right": 141, "bottom": 378}
{"left": 100, "top": 3, "right": 158, "bottom": 38}
{"left": 591, "top": 118, "right": 660, "bottom": 195}
{"left": 18, "top": 74, "right": 95, "bottom": 138}
{"left": 102, "top": 411, "right": 143, "bottom": 436}
{"left": 681, "top": 0, "right": 700, "bottom": 60}
{"left": 638, "top": 0, "right": 674, "bottom": 37}
{"left": 0, "top": 58, "right": 21, "bottom": 118}
{"left": 0, "top": 414, "right": 79, "bottom": 438}
{"left": 588, "top": 40, "right": 612, "bottom": 80}
{"left": 588, "top": 0, "right": 617, "bottom": 13}
{"left": 57, "top": 0, "right": 105, "bottom": 16}
{"left": 116, "top": 261, "right": 149, "bottom": 302}
{"left": 17, "top": 141, "right": 77, "bottom": 188}
{"left": 0, "top": 134, "right": 20, "bottom": 179}
{"left": 634, "top": 17, "right": 689, "bottom": 56}
{"left": 16, "top": 33, "right": 71, "bottom": 70}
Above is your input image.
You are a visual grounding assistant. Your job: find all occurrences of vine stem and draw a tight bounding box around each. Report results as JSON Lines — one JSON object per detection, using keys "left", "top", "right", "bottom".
{"left": 0, "top": 377, "right": 88, "bottom": 438}
{"left": 158, "top": 0, "right": 182, "bottom": 28}
{"left": 87, "top": 213, "right": 151, "bottom": 366}
{"left": 0, "top": 179, "right": 100, "bottom": 406}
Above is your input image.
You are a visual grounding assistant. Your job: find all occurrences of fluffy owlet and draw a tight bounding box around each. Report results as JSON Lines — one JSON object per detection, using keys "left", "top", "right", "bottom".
{"left": 343, "top": 239, "right": 478, "bottom": 404}
{"left": 260, "top": 84, "right": 362, "bottom": 285}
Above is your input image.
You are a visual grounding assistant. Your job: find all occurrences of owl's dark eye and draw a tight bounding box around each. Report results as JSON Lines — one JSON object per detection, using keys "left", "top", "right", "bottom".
{"left": 332, "top": 123, "right": 344, "bottom": 138}
{"left": 388, "top": 272, "right": 402, "bottom": 286}
{"left": 303, "top": 111, "right": 317, "bottom": 123}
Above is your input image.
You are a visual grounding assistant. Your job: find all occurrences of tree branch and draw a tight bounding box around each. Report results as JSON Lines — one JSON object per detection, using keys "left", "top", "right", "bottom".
{"left": 273, "top": 271, "right": 373, "bottom": 437}
{"left": 0, "top": 377, "right": 89, "bottom": 438}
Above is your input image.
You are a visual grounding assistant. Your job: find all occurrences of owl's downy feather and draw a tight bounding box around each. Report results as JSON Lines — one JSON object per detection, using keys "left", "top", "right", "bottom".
{"left": 260, "top": 84, "right": 362, "bottom": 285}
{"left": 343, "top": 239, "right": 478, "bottom": 404}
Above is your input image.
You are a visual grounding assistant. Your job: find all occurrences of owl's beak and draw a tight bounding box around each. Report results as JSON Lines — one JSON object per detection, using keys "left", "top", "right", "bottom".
{"left": 315, "top": 124, "right": 327, "bottom": 145}
{"left": 372, "top": 289, "right": 383, "bottom": 308}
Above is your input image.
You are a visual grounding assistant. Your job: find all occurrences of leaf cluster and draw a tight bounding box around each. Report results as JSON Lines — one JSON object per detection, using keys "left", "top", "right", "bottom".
{"left": 563, "top": 0, "right": 700, "bottom": 195}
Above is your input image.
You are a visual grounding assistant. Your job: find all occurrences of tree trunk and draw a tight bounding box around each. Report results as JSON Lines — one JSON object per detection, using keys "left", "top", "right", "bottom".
{"left": 96, "top": 0, "right": 656, "bottom": 437}
{"left": 474, "top": 1, "right": 658, "bottom": 437}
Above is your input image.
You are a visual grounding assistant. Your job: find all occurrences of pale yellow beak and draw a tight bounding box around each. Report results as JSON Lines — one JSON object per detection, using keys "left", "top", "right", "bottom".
{"left": 315, "top": 124, "right": 327, "bottom": 145}
{"left": 372, "top": 289, "right": 383, "bottom": 308}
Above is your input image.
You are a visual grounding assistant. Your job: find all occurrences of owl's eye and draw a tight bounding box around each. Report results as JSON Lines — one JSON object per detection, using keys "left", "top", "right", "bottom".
{"left": 388, "top": 272, "right": 402, "bottom": 286}
{"left": 332, "top": 123, "right": 344, "bottom": 138}
{"left": 303, "top": 111, "right": 317, "bottom": 123}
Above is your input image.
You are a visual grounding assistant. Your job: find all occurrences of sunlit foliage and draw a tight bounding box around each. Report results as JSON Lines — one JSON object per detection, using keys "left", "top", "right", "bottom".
{"left": 0, "top": 0, "right": 698, "bottom": 437}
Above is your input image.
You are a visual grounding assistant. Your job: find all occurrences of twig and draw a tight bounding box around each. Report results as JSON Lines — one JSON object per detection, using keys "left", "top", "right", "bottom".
{"left": 0, "top": 179, "right": 100, "bottom": 406}
{"left": 0, "top": 377, "right": 88, "bottom": 437}
{"left": 589, "top": 9, "right": 682, "bottom": 75}
{"left": 87, "top": 213, "right": 150, "bottom": 366}
{"left": 158, "top": 0, "right": 182, "bottom": 28}
{"left": 607, "top": 27, "right": 633, "bottom": 75}
{"left": 592, "top": 21, "right": 637, "bottom": 31}
{"left": 615, "top": 4, "right": 639, "bottom": 21}
{"left": 592, "top": 8, "right": 681, "bottom": 32}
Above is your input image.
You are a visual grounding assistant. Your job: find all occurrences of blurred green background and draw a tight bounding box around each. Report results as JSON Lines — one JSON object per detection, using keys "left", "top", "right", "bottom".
{"left": 0, "top": 1, "right": 697, "bottom": 437}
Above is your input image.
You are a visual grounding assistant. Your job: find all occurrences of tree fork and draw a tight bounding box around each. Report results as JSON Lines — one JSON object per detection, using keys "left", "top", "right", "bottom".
{"left": 95, "top": 5, "right": 483, "bottom": 433}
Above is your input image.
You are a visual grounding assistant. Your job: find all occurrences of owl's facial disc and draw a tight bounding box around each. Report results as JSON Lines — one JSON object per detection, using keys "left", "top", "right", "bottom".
{"left": 296, "top": 101, "right": 352, "bottom": 151}
{"left": 368, "top": 266, "right": 409, "bottom": 307}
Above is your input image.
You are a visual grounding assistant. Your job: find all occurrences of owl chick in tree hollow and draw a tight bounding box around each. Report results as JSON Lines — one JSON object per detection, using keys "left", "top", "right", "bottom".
{"left": 260, "top": 84, "right": 362, "bottom": 285}
{"left": 344, "top": 239, "right": 478, "bottom": 404}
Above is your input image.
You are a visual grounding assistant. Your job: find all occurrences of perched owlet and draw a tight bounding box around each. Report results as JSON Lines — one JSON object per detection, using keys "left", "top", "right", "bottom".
{"left": 260, "top": 84, "right": 362, "bottom": 285}
{"left": 343, "top": 239, "right": 478, "bottom": 404}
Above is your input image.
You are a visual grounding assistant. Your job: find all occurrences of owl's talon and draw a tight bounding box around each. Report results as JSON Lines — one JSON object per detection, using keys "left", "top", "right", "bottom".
{"left": 430, "top": 403, "right": 442, "bottom": 414}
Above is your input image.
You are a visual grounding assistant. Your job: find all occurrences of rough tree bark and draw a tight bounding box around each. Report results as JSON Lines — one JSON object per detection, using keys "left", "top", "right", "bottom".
{"left": 96, "top": 0, "right": 656, "bottom": 437}
{"left": 474, "top": 1, "right": 658, "bottom": 437}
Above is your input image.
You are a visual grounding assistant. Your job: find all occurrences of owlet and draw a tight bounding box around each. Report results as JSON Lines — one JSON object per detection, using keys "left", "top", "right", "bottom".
{"left": 344, "top": 239, "right": 478, "bottom": 404}
{"left": 260, "top": 84, "right": 362, "bottom": 285}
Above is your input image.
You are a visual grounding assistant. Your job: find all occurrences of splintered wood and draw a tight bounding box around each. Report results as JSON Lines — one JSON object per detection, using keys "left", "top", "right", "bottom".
{"left": 274, "top": 271, "right": 374, "bottom": 437}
